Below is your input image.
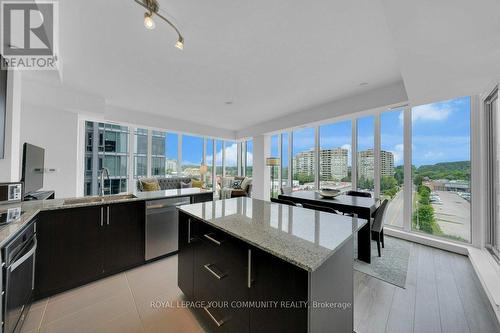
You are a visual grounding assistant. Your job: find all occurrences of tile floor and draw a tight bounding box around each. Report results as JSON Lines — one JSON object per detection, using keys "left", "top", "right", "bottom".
{"left": 22, "top": 256, "right": 204, "bottom": 333}
{"left": 21, "top": 247, "right": 500, "bottom": 333}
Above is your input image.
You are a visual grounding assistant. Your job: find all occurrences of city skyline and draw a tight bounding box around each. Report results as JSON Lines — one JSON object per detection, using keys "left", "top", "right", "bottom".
{"left": 290, "top": 96, "right": 470, "bottom": 167}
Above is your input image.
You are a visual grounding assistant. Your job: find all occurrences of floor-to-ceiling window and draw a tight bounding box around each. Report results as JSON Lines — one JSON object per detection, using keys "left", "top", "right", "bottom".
{"left": 357, "top": 116, "right": 375, "bottom": 194}
{"left": 412, "top": 97, "right": 471, "bottom": 242}
{"left": 381, "top": 109, "right": 404, "bottom": 228}
{"left": 270, "top": 135, "right": 279, "bottom": 197}
{"left": 84, "top": 121, "right": 129, "bottom": 195}
{"left": 245, "top": 140, "right": 253, "bottom": 177}
{"left": 224, "top": 141, "right": 238, "bottom": 176}
{"left": 134, "top": 128, "right": 148, "bottom": 178}
{"left": 151, "top": 131, "right": 166, "bottom": 176}
{"left": 292, "top": 127, "right": 316, "bottom": 191}
{"left": 206, "top": 139, "right": 214, "bottom": 189}
{"left": 215, "top": 140, "right": 223, "bottom": 188}
{"left": 165, "top": 133, "right": 178, "bottom": 176}
{"left": 181, "top": 135, "right": 203, "bottom": 178}
{"left": 319, "top": 120, "right": 352, "bottom": 191}
{"left": 281, "top": 133, "right": 289, "bottom": 187}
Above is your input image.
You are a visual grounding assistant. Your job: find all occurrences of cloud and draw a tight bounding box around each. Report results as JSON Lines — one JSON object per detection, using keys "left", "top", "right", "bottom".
{"left": 341, "top": 144, "right": 351, "bottom": 152}
{"left": 206, "top": 143, "right": 240, "bottom": 167}
{"left": 398, "top": 103, "right": 453, "bottom": 124}
{"left": 388, "top": 143, "right": 404, "bottom": 165}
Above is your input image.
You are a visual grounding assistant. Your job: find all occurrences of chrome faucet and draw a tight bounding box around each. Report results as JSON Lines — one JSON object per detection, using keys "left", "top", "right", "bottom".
{"left": 98, "top": 168, "right": 110, "bottom": 196}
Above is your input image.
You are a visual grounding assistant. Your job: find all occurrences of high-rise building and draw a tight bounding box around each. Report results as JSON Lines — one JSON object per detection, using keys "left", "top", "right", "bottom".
{"left": 320, "top": 148, "right": 348, "bottom": 181}
{"left": 84, "top": 121, "right": 129, "bottom": 196}
{"left": 293, "top": 149, "right": 314, "bottom": 176}
{"left": 380, "top": 150, "right": 395, "bottom": 177}
{"left": 357, "top": 149, "right": 394, "bottom": 180}
{"left": 292, "top": 148, "right": 348, "bottom": 180}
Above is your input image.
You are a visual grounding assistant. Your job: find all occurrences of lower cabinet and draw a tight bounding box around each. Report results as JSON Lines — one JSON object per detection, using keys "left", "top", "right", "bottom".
{"left": 35, "top": 202, "right": 145, "bottom": 299}
{"left": 178, "top": 211, "right": 308, "bottom": 333}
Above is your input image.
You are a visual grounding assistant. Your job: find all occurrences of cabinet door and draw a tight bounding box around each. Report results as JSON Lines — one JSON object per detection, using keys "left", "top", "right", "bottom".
{"left": 249, "top": 247, "right": 308, "bottom": 333}
{"left": 35, "top": 206, "right": 104, "bottom": 298}
{"left": 194, "top": 222, "right": 249, "bottom": 333}
{"left": 104, "top": 201, "right": 145, "bottom": 273}
{"left": 178, "top": 211, "right": 195, "bottom": 299}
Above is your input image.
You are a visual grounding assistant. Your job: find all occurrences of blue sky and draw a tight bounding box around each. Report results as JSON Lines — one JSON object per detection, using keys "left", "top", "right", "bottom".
{"left": 169, "top": 135, "right": 239, "bottom": 166}
{"left": 289, "top": 96, "right": 470, "bottom": 167}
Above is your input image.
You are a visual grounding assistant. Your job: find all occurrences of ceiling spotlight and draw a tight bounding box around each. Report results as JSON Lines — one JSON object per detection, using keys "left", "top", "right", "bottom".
{"left": 144, "top": 12, "right": 155, "bottom": 30}
{"left": 134, "top": 0, "right": 185, "bottom": 50}
{"left": 175, "top": 36, "right": 184, "bottom": 50}
{"left": 359, "top": 82, "right": 369, "bottom": 87}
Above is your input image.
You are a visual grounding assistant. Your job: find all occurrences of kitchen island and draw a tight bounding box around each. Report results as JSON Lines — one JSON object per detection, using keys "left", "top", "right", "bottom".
{"left": 178, "top": 197, "right": 367, "bottom": 333}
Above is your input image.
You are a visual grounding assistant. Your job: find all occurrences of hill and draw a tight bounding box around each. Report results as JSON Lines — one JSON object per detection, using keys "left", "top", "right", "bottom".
{"left": 415, "top": 161, "right": 470, "bottom": 181}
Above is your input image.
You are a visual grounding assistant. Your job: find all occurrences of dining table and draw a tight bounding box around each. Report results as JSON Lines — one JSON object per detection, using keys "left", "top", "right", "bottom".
{"left": 278, "top": 190, "right": 380, "bottom": 263}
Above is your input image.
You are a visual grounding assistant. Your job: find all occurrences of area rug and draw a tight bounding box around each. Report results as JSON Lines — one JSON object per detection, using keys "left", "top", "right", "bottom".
{"left": 353, "top": 235, "right": 410, "bottom": 288}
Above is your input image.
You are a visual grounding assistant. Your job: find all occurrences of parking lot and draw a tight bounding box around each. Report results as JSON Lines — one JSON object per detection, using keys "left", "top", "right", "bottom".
{"left": 432, "top": 191, "right": 471, "bottom": 241}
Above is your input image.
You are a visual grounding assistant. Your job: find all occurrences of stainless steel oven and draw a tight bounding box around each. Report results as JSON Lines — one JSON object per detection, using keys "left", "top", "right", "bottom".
{"left": 2, "top": 219, "right": 36, "bottom": 333}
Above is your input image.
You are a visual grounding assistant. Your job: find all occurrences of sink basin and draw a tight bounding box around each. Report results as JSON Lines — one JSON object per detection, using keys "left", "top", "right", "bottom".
{"left": 63, "top": 194, "right": 137, "bottom": 205}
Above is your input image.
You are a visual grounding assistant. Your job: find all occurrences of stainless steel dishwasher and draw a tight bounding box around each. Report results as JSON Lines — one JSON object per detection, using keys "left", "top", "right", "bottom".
{"left": 145, "top": 197, "right": 191, "bottom": 260}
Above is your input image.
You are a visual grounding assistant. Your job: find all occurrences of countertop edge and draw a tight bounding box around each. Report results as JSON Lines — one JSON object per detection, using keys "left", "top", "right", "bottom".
{"left": 178, "top": 206, "right": 363, "bottom": 272}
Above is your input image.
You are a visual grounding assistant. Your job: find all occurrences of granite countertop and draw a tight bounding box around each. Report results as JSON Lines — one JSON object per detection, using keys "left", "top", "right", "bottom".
{"left": 0, "top": 188, "right": 213, "bottom": 247}
{"left": 179, "top": 197, "right": 367, "bottom": 272}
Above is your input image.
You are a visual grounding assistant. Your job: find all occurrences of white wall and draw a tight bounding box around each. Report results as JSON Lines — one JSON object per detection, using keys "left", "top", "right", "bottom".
{"left": 20, "top": 102, "right": 80, "bottom": 198}
{"left": 251, "top": 135, "right": 270, "bottom": 200}
{"left": 0, "top": 70, "right": 21, "bottom": 182}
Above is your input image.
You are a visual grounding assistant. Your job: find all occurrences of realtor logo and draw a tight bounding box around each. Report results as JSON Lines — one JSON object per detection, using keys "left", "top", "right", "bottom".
{"left": 1, "top": 1, "right": 59, "bottom": 70}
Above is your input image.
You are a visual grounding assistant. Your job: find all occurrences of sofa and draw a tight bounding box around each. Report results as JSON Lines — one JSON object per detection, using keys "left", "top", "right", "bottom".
{"left": 218, "top": 176, "right": 252, "bottom": 198}
{"left": 136, "top": 177, "right": 194, "bottom": 191}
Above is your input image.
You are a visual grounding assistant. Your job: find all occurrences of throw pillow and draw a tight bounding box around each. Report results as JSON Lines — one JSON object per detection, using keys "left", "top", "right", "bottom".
{"left": 240, "top": 177, "right": 251, "bottom": 191}
{"left": 141, "top": 179, "right": 160, "bottom": 192}
{"left": 231, "top": 179, "right": 242, "bottom": 189}
{"left": 180, "top": 181, "right": 192, "bottom": 189}
{"left": 192, "top": 180, "right": 204, "bottom": 188}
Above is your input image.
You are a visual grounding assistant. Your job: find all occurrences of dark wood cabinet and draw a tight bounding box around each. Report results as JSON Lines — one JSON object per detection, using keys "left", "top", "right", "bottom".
{"left": 178, "top": 211, "right": 195, "bottom": 299}
{"left": 249, "top": 248, "right": 308, "bottom": 333}
{"left": 35, "top": 202, "right": 146, "bottom": 299}
{"left": 191, "top": 192, "right": 213, "bottom": 204}
{"left": 104, "top": 201, "right": 145, "bottom": 273}
{"left": 178, "top": 214, "right": 308, "bottom": 333}
{"left": 35, "top": 206, "right": 104, "bottom": 298}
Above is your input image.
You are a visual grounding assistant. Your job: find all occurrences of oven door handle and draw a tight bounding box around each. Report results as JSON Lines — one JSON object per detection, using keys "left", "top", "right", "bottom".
{"left": 9, "top": 238, "right": 37, "bottom": 272}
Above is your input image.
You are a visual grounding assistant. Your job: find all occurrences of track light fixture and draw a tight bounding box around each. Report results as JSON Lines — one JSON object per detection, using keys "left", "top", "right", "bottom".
{"left": 134, "top": 0, "right": 184, "bottom": 50}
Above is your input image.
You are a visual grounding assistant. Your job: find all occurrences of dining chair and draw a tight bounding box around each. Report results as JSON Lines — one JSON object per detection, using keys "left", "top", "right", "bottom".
{"left": 301, "top": 203, "right": 339, "bottom": 214}
{"left": 345, "top": 190, "right": 372, "bottom": 198}
{"left": 280, "top": 186, "right": 293, "bottom": 195}
{"left": 270, "top": 197, "right": 297, "bottom": 206}
{"left": 371, "top": 199, "right": 389, "bottom": 257}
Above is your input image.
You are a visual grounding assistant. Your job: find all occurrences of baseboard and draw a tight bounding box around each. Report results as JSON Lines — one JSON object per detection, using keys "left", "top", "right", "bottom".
{"left": 384, "top": 227, "right": 469, "bottom": 255}
{"left": 467, "top": 247, "right": 500, "bottom": 324}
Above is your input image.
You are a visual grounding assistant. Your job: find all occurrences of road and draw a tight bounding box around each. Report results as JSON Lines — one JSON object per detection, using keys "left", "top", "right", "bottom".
{"left": 384, "top": 189, "right": 404, "bottom": 228}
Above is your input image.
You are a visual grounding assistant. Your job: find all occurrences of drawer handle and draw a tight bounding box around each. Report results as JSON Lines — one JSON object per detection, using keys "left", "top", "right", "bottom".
{"left": 204, "top": 264, "right": 226, "bottom": 280}
{"left": 204, "top": 233, "right": 223, "bottom": 246}
{"left": 203, "top": 307, "right": 225, "bottom": 327}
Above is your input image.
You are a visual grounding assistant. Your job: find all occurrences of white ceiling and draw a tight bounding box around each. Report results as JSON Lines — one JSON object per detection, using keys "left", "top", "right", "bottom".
{"left": 381, "top": 0, "right": 500, "bottom": 106}
{"left": 29, "top": 0, "right": 500, "bottom": 133}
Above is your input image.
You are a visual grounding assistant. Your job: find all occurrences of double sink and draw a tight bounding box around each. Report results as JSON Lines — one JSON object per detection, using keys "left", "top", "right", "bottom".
{"left": 63, "top": 194, "right": 137, "bottom": 206}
